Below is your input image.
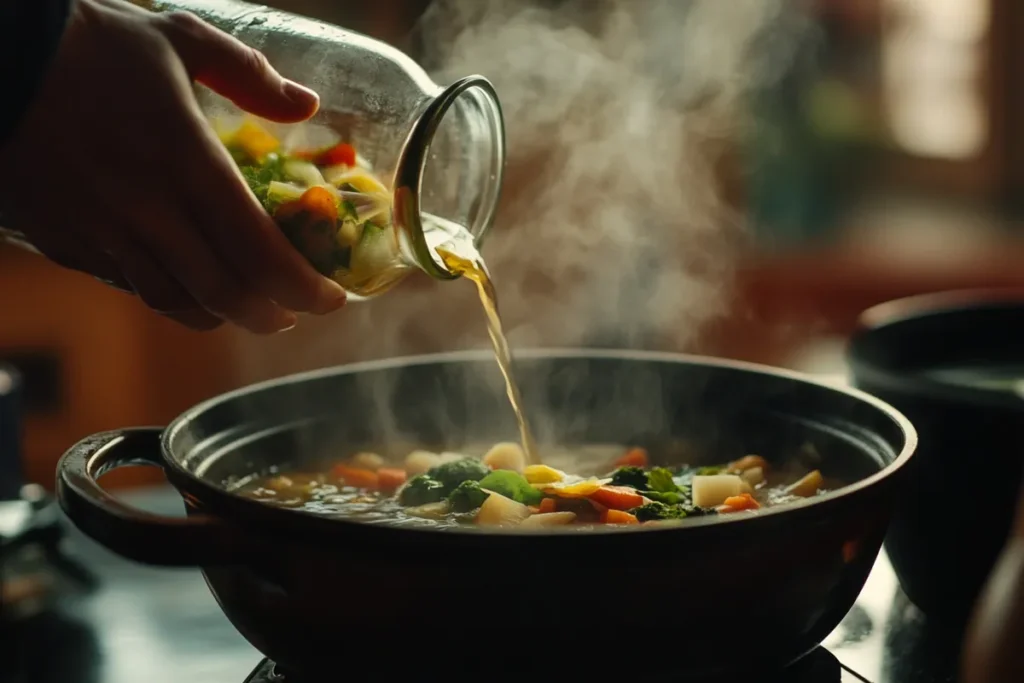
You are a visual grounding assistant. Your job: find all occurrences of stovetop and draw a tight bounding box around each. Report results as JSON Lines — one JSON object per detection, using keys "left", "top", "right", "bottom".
{"left": 243, "top": 648, "right": 872, "bottom": 683}
{"left": 0, "top": 486, "right": 962, "bottom": 683}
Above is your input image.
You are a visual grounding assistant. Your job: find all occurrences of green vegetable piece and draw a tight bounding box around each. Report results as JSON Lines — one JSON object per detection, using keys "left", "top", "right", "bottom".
{"left": 398, "top": 475, "right": 446, "bottom": 506}
{"left": 632, "top": 501, "right": 688, "bottom": 522}
{"left": 426, "top": 458, "right": 490, "bottom": 494}
{"left": 477, "top": 470, "right": 544, "bottom": 506}
{"left": 447, "top": 480, "right": 490, "bottom": 513}
{"left": 609, "top": 466, "right": 647, "bottom": 489}
{"left": 696, "top": 466, "right": 724, "bottom": 476}
{"left": 631, "top": 500, "right": 717, "bottom": 522}
{"left": 644, "top": 490, "right": 687, "bottom": 505}
{"left": 350, "top": 221, "right": 397, "bottom": 278}
{"left": 646, "top": 467, "right": 681, "bottom": 493}
{"left": 341, "top": 200, "right": 359, "bottom": 221}
{"left": 239, "top": 153, "right": 284, "bottom": 209}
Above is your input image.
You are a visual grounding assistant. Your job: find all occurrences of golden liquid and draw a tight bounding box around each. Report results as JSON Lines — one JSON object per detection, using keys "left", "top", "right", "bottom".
{"left": 436, "top": 246, "right": 540, "bottom": 467}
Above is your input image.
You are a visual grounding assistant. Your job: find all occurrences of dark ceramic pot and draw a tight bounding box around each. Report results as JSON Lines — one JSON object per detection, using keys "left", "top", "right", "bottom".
{"left": 56, "top": 350, "right": 915, "bottom": 681}
{"left": 848, "top": 290, "right": 1024, "bottom": 624}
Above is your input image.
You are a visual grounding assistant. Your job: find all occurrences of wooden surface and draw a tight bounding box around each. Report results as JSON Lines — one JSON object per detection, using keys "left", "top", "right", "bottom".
{"left": 0, "top": 245, "right": 241, "bottom": 490}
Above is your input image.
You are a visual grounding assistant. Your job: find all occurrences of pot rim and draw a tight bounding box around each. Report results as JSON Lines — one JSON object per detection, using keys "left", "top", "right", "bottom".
{"left": 160, "top": 348, "right": 917, "bottom": 549}
{"left": 849, "top": 290, "right": 1024, "bottom": 414}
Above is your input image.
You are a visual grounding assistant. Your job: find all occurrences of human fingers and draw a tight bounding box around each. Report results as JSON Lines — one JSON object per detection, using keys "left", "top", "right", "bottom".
{"left": 120, "top": 196, "right": 297, "bottom": 334}
{"left": 159, "top": 11, "right": 319, "bottom": 123}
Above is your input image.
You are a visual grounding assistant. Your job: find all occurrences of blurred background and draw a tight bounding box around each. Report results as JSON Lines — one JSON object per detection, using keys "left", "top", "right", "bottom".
{"left": 3, "top": 0, "right": 1024, "bottom": 492}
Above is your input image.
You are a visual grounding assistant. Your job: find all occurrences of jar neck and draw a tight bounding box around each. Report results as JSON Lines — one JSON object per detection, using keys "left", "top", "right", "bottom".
{"left": 391, "top": 75, "right": 506, "bottom": 280}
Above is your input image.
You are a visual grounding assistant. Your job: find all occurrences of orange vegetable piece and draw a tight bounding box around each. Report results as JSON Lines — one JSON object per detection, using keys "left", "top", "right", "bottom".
{"left": 614, "top": 447, "right": 649, "bottom": 468}
{"left": 727, "top": 455, "right": 768, "bottom": 473}
{"left": 376, "top": 468, "right": 407, "bottom": 493}
{"left": 538, "top": 497, "right": 557, "bottom": 514}
{"left": 314, "top": 142, "right": 357, "bottom": 168}
{"left": 332, "top": 465, "right": 379, "bottom": 489}
{"left": 589, "top": 485, "right": 644, "bottom": 511}
{"left": 602, "top": 509, "right": 639, "bottom": 525}
{"left": 719, "top": 493, "right": 760, "bottom": 513}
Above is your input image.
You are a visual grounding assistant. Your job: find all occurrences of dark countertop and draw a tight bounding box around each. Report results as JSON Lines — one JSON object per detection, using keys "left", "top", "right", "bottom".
{"left": 3, "top": 485, "right": 964, "bottom": 683}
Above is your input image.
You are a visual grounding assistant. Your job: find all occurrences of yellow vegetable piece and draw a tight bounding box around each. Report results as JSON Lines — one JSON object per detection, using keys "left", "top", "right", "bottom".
{"left": 228, "top": 119, "right": 280, "bottom": 161}
{"left": 523, "top": 464, "right": 565, "bottom": 485}
{"left": 537, "top": 478, "right": 608, "bottom": 498}
{"left": 326, "top": 167, "right": 389, "bottom": 196}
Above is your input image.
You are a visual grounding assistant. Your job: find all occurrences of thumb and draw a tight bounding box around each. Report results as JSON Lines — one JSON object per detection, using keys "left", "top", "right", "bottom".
{"left": 159, "top": 11, "right": 319, "bottom": 123}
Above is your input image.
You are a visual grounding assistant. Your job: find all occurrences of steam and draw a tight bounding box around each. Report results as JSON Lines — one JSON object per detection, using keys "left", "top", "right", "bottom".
{"left": 232, "top": 0, "right": 813, "bottom": 390}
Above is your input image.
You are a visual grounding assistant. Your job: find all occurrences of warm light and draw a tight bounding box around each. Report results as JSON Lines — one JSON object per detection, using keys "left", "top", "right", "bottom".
{"left": 881, "top": 0, "right": 990, "bottom": 159}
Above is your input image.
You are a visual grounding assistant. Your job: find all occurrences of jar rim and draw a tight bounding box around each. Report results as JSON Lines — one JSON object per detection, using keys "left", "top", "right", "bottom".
{"left": 391, "top": 75, "right": 506, "bottom": 280}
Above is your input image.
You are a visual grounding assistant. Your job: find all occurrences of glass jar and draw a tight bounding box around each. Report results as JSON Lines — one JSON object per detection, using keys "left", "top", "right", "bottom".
{"left": 3, "top": 0, "right": 506, "bottom": 301}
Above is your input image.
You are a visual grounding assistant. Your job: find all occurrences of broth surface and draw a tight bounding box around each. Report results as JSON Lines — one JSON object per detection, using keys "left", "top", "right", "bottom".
{"left": 232, "top": 444, "right": 836, "bottom": 531}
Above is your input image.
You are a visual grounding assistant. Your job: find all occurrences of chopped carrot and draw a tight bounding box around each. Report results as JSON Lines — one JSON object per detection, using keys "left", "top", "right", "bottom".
{"left": 589, "top": 485, "right": 645, "bottom": 510}
{"left": 332, "top": 465, "right": 379, "bottom": 489}
{"left": 315, "top": 142, "right": 357, "bottom": 167}
{"left": 613, "top": 447, "right": 649, "bottom": 468}
{"left": 275, "top": 186, "right": 340, "bottom": 222}
{"left": 376, "top": 468, "right": 407, "bottom": 493}
{"left": 719, "top": 493, "right": 760, "bottom": 513}
{"left": 602, "top": 509, "right": 639, "bottom": 525}
{"left": 727, "top": 455, "right": 768, "bottom": 473}
{"left": 538, "top": 497, "right": 558, "bottom": 514}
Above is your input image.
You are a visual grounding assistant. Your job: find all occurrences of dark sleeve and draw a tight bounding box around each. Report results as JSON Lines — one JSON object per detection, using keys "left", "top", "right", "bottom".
{"left": 0, "top": 0, "right": 74, "bottom": 147}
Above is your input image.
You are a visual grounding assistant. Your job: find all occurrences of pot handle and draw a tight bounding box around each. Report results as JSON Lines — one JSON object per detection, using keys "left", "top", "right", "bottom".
{"left": 56, "top": 427, "right": 245, "bottom": 566}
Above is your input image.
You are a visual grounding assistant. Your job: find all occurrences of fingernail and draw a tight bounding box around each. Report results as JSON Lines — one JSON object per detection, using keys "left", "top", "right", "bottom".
{"left": 321, "top": 278, "right": 348, "bottom": 306}
{"left": 276, "top": 310, "right": 298, "bottom": 332}
{"left": 283, "top": 80, "right": 319, "bottom": 107}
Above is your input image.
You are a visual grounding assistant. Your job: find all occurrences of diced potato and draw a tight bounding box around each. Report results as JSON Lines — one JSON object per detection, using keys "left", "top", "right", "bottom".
{"left": 405, "top": 501, "right": 450, "bottom": 519}
{"left": 437, "top": 451, "right": 467, "bottom": 463}
{"left": 692, "top": 474, "right": 743, "bottom": 508}
{"left": 519, "top": 511, "right": 577, "bottom": 528}
{"left": 476, "top": 492, "right": 531, "bottom": 526}
{"left": 741, "top": 466, "right": 766, "bottom": 488}
{"left": 266, "top": 476, "right": 293, "bottom": 490}
{"left": 482, "top": 442, "right": 527, "bottom": 473}
{"left": 523, "top": 464, "right": 566, "bottom": 485}
{"left": 350, "top": 452, "right": 384, "bottom": 471}
{"left": 404, "top": 450, "right": 442, "bottom": 476}
{"left": 728, "top": 454, "right": 768, "bottom": 473}
{"left": 785, "top": 470, "right": 823, "bottom": 498}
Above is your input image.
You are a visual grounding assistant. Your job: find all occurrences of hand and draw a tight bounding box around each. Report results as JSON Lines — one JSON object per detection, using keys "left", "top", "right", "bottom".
{"left": 0, "top": 0, "right": 348, "bottom": 333}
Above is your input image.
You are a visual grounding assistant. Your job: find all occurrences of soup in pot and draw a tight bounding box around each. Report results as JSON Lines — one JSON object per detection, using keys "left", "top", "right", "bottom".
{"left": 232, "top": 443, "right": 834, "bottom": 531}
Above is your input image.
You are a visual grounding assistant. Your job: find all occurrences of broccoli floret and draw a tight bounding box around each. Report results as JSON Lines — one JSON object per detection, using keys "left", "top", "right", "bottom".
{"left": 427, "top": 458, "right": 491, "bottom": 493}
{"left": 609, "top": 466, "right": 648, "bottom": 489}
{"left": 398, "top": 475, "right": 446, "bottom": 506}
{"left": 238, "top": 153, "right": 284, "bottom": 209}
{"left": 477, "top": 470, "right": 544, "bottom": 505}
{"left": 632, "top": 501, "right": 690, "bottom": 522}
{"left": 447, "top": 480, "right": 490, "bottom": 512}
